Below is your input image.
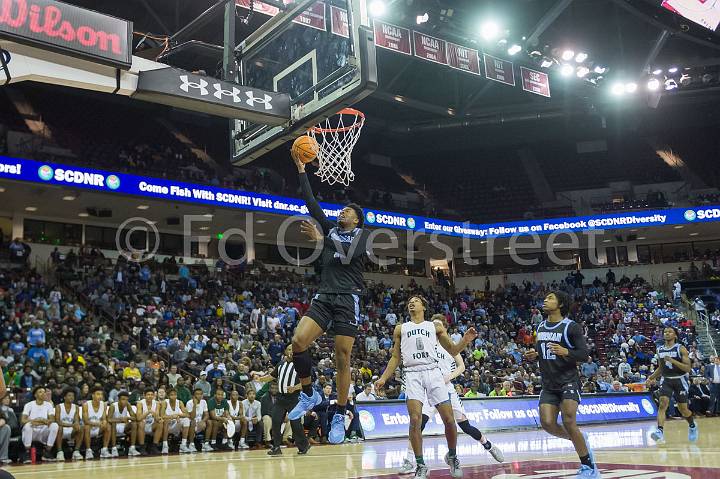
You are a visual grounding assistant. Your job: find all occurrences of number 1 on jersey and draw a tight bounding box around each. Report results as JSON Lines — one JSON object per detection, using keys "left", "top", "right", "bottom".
{"left": 540, "top": 343, "right": 556, "bottom": 360}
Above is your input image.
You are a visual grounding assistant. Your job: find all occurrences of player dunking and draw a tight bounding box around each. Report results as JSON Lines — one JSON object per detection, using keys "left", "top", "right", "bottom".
{"left": 397, "top": 313, "right": 504, "bottom": 474}
{"left": 376, "top": 296, "right": 477, "bottom": 479}
{"left": 287, "top": 152, "right": 373, "bottom": 443}
{"left": 646, "top": 326, "right": 698, "bottom": 444}
{"left": 524, "top": 291, "right": 600, "bottom": 479}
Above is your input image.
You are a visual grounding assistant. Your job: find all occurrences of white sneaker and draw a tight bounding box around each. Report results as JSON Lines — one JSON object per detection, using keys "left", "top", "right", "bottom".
{"left": 188, "top": 443, "right": 197, "bottom": 453}
{"left": 398, "top": 458, "right": 415, "bottom": 474}
{"left": 202, "top": 443, "right": 213, "bottom": 452}
{"left": 161, "top": 444, "right": 169, "bottom": 455}
{"left": 100, "top": 448, "right": 111, "bottom": 459}
{"left": 85, "top": 449, "right": 94, "bottom": 460}
{"left": 487, "top": 443, "right": 504, "bottom": 463}
{"left": 128, "top": 446, "right": 141, "bottom": 457}
{"left": 239, "top": 441, "right": 249, "bottom": 450}
{"left": 56, "top": 450, "right": 65, "bottom": 461}
{"left": 179, "top": 444, "right": 191, "bottom": 454}
{"left": 111, "top": 447, "right": 119, "bottom": 458}
{"left": 72, "top": 450, "right": 83, "bottom": 460}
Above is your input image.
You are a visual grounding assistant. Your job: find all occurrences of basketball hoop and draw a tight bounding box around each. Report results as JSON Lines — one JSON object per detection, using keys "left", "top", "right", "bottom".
{"left": 307, "top": 108, "right": 365, "bottom": 186}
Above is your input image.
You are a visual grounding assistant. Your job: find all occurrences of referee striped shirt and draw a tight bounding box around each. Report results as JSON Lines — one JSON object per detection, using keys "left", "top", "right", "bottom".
{"left": 273, "top": 360, "right": 299, "bottom": 394}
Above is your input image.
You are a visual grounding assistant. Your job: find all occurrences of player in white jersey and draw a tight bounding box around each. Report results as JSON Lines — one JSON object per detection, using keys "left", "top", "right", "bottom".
{"left": 377, "top": 296, "right": 477, "bottom": 479}
{"left": 106, "top": 391, "right": 139, "bottom": 457}
{"left": 397, "top": 315, "right": 505, "bottom": 474}
{"left": 55, "top": 388, "right": 84, "bottom": 461}
{"left": 160, "top": 388, "right": 191, "bottom": 454}
{"left": 227, "top": 389, "right": 247, "bottom": 449}
{"left": 136, "top": 389, "right": 163, "bottom": 455}
{"left": 186, "top": 388, "right": 211, "bottom": 452}
{"left": 20, "top": 386, "right": 59, "bottom": 463}
{"left": 82, "top": 387, "right": 108, "bottom": 460}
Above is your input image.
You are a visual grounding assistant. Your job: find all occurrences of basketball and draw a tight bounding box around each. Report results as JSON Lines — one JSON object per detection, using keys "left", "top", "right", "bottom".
{"left": 291, "top": 135, "right": 319, "bottom": 164}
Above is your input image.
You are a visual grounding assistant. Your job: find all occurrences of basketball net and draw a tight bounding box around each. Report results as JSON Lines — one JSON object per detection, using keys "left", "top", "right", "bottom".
{"left": 308, "top": 108, "right": 365, "bottom": 186}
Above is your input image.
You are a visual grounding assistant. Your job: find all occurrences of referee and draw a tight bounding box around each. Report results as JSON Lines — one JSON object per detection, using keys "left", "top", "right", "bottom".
{"left": 258, "top": 345, "right": 310, "bottom": 456}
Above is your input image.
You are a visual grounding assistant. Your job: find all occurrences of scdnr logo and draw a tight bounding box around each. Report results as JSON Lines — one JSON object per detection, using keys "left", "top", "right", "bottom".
{"left": 105, "top": 175, "right": 121, "bottom": 190}
{"left": 684, "top": 210, "right": 696, "bottom": 221}
{"left": 407, "top": 217, "right": 416, "bottom": 228}
{"left": 366, "top": 212, "right": 376, "bottom": 224}
{"left": 38, "top": 165, "right": 54, "bottom": 181}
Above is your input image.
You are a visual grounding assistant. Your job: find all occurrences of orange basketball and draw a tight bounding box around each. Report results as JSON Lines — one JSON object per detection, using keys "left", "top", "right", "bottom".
{"left": 292, "top": 135, "right": 319, "bottom": 164}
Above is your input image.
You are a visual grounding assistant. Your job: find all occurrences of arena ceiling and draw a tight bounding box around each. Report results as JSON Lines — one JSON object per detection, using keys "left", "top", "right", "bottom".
{"left": 49, "top": 0, "right": 720, "bottom": 157}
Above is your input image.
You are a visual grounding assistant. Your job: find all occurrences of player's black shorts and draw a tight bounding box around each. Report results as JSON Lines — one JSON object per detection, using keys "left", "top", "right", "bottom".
{"left": 305, "top": 293, "right": 360, "bottom": 338}
{"left": 539, "top": 382, "right": 582, "bottom": 406}
{"left": 659, "top": 376, "right": 689, "bottom": 403}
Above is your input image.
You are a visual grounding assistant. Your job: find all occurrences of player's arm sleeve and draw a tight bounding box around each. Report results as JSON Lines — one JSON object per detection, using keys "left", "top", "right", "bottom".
{"left": 566, "top": 323, "right": 590, "bottom": 362}
{"left": 299, "top": 172, "right": 333, "bottom": 233}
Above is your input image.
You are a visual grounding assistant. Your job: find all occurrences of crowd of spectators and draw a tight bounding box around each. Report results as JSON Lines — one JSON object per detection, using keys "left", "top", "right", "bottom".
{"left": 0, "top": 248, "right": 718, "bottom": 464}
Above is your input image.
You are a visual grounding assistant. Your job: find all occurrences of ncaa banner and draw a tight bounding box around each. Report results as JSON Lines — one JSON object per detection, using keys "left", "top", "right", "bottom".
{"left": 2, "top": 156, "right": 720, "bottom": 240}
{"left": 356, "top": 393, "right": 657, "bottom": 440}
{"left": 373, "top": 20, "right": 412, "bottom": 55}
{"left": 412, "top": 31, "right": 447, "bottom": 65}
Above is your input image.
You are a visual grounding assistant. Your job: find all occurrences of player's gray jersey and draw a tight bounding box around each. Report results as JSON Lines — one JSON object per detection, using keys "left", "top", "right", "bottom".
{"left": 657, "top": 343, "right": 688, "bottom": 379}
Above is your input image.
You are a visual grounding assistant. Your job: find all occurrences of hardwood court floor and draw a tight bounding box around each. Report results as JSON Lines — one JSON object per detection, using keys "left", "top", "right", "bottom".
{"left": 6, "top": 418, "right": 720, "bottom": 479}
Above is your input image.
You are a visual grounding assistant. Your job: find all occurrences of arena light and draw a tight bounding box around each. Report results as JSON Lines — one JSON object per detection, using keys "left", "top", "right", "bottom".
{"left": 62, "top": 195, "right": 76, "bottom": 201}
{"left": 25, "top": 206, "right": 37, "bottom": 212}
{"left": 668, "top": 66, "right": 679, "bottom": 74}
{"left": 540, "top": 58, "right": 554, "bottom": 68}
{"left": 647, "top": 78, "right": 661, "bottom": 91}
{"left": 576, "top": 66, "right": 590, "bottom": 78}
{"left": 652, "top": 68, "right": 663, "bottom": 75}
{"left": 508, "top": 44, "right": 522, "bottom": 55}
{"left": 78, "top": 212, "right": 89, "bottom": 217}
{"left": 560, "top": 64, "right": 574, "bottom": 76}
{"left": 561, "top": 49, "right": 575, "bottom": 61}
{"left": 574, "top": 52, "right": 588, "bottom": 63}
{"left": 625, "top": 82, "right": 638, "bottom": 93}
{"left": 416, "top": 12, "right": 429, "bottom": 24}
{"left": 480, "top": 20, "right": 501, "bottom": 40}
{"left": 593, "top": 65, "right": 607, "bottom": 74}
{"left": 368, "top": 0, "right": 386, "bottom": 17}
{"left": 611, "top": 82, "right": 625, "bottom": 95}
{"left": 665, "top": 79, "right": 678, "bottom": 90}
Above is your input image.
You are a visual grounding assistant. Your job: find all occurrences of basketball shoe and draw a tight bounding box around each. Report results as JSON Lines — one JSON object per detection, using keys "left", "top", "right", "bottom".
{"left": 288, "top": 390, "right": 321, "bottom": 421}
{"left": 328, "top": 413, "right": 346, "bottom": 444}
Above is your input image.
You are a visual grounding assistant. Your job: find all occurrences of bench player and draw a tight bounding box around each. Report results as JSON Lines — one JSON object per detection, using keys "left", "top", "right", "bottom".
{"left": 376, "top": 296, "right": 477, "bottom": 479}
{"left": 398, "top": 314, "right": 504, "bottom": 474}
{"left": 106, "top": 391, "right": 140, "bottom": 457}
{"left": 82, "top": 387, "right": 108, "bottom": 460}
{"left": 55, "top": 388, "right": 84, "bottom": 461}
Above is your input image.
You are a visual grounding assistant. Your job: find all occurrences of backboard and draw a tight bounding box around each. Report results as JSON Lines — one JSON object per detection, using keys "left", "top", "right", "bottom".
{"left": 232, "top": 0, "right": 377, "bottom": 165}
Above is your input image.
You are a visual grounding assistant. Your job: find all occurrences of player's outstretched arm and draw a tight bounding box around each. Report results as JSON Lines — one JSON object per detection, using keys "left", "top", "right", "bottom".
{"left": 376, "top": 325, "right": 402, "bottom": 392}
{"left": 448, "top": 354, "right": 465, "bottom": 382}
{"left": 294, "top": 152, "right": 333, "bottom": 233}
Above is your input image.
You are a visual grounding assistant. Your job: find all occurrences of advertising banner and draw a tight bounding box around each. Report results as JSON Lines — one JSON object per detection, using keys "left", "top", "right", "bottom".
{"left": 133, "top": 68, "right": 291, "bottom": 125}
{"left": 356, "top": 394, "right": 657, "bottom": 440}
{"left": 1, "top": 156, "right": 719, "bottom": 239}
{"left": 0, "top": 0, "right": 133, "bottom": 68}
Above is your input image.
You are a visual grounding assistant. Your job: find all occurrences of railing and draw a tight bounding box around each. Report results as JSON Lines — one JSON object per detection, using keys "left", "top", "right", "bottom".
{"left": 696, "top": 310, "right": 718, "bottom": 358}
